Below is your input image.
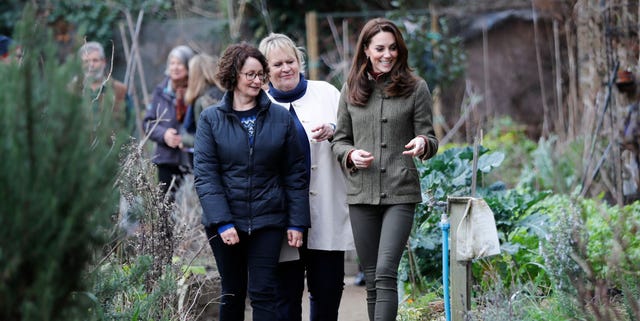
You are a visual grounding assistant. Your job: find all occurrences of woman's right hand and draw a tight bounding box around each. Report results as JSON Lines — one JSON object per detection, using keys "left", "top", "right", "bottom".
{"left": 163, "top": 128, "right": 182, "bottom": 148}
{"left": 350, "top": 149, "right": 374, "bottom": 169}
{"left": 287, "top": 229, "right": 304, "bottom": 248}
{"left": 220, "top": 227, "right": 239, "bottom": 245}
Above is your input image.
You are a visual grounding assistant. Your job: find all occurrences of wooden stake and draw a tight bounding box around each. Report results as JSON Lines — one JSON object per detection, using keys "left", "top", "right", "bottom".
{"left": 305, "top": 11, "right": 319, "bottom": 80}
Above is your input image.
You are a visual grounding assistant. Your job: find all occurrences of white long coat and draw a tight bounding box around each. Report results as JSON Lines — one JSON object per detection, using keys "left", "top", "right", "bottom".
{"left": 269, "top": 80, "right": 355, "bottom": 251}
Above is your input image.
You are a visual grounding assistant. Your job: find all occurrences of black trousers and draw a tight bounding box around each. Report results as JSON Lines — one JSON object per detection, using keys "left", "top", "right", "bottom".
{"left": 206, "top": 226, "right": 284, "bottom": 321}
{"left": 157, "top": 163, "right": 186, "bottom": 199}
{"left": 276, "top": 238, "right": 345, "bottom": 321}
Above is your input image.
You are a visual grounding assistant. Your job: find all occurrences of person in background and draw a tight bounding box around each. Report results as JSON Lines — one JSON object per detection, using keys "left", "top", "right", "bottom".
{"left": 193, "top": 42, "right": 310, "bottom": 321}
{"left": 0, "top": 35, "right": 21, "bottom": 64}
{"left": 258, "top": 33, "right": 354, "bottom": 321}
{"left": 143, "top": 45, "right": 194, "bottom": 196}
{"left": 331, "top": 18, "right": 438, "bottom": 321}
{"left": 181, "top": 53, "right": 224, "bottom": 163}
{"left": 0, "top": 35, "right": 11, "bottom": 62}
{"left": 77, "top": 41, "right": 134, "bottom": 135}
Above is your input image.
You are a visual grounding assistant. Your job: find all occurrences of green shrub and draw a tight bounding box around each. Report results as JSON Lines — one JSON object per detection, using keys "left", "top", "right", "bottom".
{"left": 534, "top": 195, "right": 640, "bottom": 321}
{"left": 0, "top": 6, "right": 126, "bottom": 320}
{"left": 482, "top": 117, "right": 538, "bottom": 188}
{"left": 401, "top": 145, "right": 508, "bottom": 293}
{"left": 87, "top": 255, "right": 179, "bottom": 321}
{"left": 467, "top": 195, "right": 640, "bottom": 321}
{"left": 518, "top": 136, "right": 584, "bottom": 194}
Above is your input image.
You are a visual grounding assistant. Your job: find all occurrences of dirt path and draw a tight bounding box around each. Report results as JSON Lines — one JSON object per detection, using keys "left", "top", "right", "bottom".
{"left": 243, "top": 275, "right": 368, "bottom": 321}
{"left": 336, "top": 276, "right": 368, "bottom": 321}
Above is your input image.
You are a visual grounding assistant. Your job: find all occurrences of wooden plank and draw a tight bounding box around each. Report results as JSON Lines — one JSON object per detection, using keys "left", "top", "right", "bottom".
{"left": 305, "top": 11, "right": 319, "bottom": 80}
{"left": 448, "top": 197, "right": 472, "bottom": 321}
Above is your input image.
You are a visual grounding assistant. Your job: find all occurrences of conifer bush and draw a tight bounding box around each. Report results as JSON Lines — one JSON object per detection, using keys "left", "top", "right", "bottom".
{"left": 0, "top": 6, "right": 126, "bottom": 320}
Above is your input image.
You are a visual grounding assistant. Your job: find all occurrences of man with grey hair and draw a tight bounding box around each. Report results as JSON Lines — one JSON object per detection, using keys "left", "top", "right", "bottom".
{"left": 78, "top": 41, "right": 134, "bottom": 135}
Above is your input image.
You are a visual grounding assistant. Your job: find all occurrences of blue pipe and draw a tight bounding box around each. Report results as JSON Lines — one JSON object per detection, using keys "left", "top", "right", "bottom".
{"left": 440, "top": 214, "right": 451, "bottom": 321}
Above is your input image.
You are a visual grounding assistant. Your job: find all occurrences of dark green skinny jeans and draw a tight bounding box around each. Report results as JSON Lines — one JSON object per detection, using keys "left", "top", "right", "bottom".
{"left": 349, "top": 203, "right": 415, "bottom": 321}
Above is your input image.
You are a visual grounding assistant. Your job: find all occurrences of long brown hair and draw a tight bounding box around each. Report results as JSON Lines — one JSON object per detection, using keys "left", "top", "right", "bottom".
{"left": 347, "top": 18, "right": 417, "bottom": 106}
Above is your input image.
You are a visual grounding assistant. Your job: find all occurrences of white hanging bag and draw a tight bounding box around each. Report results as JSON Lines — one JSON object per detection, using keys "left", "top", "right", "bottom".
{"left": 456, "top": 197, "right": 501, "bottom": 261}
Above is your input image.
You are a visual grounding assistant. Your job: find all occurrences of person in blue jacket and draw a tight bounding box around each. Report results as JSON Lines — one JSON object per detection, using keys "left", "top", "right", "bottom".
{"left": 193, "top": 42, "right": 311, "bottom": 321}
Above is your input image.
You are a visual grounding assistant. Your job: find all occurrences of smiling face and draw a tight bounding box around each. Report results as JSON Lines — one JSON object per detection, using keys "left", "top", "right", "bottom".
{"left": 236, "top": 57, "right": 265, "bottom": 98}
{"left": 364, "top": 31, "right": 398, "bottom": 75}
{"left": 168, "top": 55, "right": 188, "bottom": 82}
{"left": 266, "top": 46, "right": 300, "bottom": 92}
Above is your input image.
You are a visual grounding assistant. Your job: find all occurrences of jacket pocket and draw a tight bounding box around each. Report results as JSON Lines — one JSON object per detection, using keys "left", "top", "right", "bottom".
{"left": 345, "top": 169, "right": 363, "bottom": 195}
{"left": 393, "top": 155, "right": 420, "bottom": 196}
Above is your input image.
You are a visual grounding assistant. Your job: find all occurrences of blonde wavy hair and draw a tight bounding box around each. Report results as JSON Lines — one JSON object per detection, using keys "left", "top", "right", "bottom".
{"left": 185, "top": 53, "right": 220, "bottom": 106}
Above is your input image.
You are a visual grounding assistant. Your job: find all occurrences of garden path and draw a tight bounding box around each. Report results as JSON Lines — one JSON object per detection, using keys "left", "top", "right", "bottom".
{"left": 243, "top": 275, "right": 368, "bottom": 321}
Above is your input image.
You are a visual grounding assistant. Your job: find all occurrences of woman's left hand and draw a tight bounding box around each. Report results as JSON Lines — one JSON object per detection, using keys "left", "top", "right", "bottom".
{"left": 403, "top": 136, "right": 427, "bottom": 157}
{"left": 287, "top": 229, "right": 304, "bottom": 248}
{"left": 310, "top": 123, "right": 335, "bottom": 142}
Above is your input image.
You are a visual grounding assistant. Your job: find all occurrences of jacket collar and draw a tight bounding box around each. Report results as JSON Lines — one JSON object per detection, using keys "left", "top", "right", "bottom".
{"left": 218, "top": 89, "right": 271, "bottom": 114}
{"left": 156, "top": 77, "right": 175, "bottom": 100}
{"left": 367, "top": 71, "right": 390, "bottom": 83}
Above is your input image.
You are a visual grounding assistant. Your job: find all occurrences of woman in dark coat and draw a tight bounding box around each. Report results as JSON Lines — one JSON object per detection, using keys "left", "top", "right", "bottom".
{"left": 143, "top": 45, "right": 194, "bottom": 196}
{"left": 194, "top": 43, "right": 310, "bottom": 321}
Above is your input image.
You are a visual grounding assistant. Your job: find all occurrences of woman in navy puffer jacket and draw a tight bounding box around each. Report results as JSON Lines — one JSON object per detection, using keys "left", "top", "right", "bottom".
{"left": 193, "top": 43, "right": 310, "bottom": 321}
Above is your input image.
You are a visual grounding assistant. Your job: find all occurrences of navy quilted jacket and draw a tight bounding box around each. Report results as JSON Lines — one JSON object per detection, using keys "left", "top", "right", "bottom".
{"left": 194, "top": 90, "right": 310, "bottom": 233}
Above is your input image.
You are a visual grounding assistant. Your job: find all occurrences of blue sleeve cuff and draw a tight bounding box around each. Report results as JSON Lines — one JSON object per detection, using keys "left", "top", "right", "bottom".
{"left": 288, "top": 227, "right": 304, "bottom": 233}
{"left": 217, "top": 223, "right": 234, "bottom": 235}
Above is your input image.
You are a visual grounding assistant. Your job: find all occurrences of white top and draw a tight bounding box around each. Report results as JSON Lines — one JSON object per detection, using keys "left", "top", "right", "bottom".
{"left": 269, "top": 80, "right": 355, "bottom": 251}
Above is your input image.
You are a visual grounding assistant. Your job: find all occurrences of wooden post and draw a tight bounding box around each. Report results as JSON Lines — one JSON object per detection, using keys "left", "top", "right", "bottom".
{"left": 342, "top": 19, "right": 349, "bottom": 81}
{"left": 448, "top": 197, "right": 472, "bottom": 321}
{"left": 305, "top": 11, "right": 319, "bottom": 80}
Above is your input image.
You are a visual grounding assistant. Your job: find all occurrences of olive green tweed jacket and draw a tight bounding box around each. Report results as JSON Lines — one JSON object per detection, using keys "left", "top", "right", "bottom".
{"left": 331, "top": 77, "right": 438, "bottom": 205}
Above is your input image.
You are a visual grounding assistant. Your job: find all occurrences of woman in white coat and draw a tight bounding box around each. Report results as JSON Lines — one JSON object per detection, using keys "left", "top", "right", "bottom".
{"left": 259, "top": 33, "right": 354, "bottom": 321}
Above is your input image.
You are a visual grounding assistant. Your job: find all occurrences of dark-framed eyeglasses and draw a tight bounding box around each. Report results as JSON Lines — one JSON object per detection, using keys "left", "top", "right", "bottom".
{"left": 240, "top": 71, "right": 267, "bottom": 82}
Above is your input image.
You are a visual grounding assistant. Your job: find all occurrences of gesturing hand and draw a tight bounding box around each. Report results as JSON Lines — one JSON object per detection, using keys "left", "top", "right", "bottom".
{"left": 403, "top": 136, "right": 427, "bottom": 157}
{"left": 310, "top": 123, "right": 335, "bottom": 142}
{"left": 350, "top": 149, "right": 374, "bottom": 169}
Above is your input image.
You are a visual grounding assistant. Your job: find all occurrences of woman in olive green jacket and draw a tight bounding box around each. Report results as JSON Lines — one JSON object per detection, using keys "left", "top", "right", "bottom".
{"left": 331, "top": 18, "right": 438, "bottom": 321}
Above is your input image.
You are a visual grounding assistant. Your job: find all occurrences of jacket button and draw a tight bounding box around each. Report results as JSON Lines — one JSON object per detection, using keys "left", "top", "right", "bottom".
{"left": 380, "top": 167, "right": 386, "bottom": 173}
{"left": 381, "top": 118, "right": 388, "bottom": 123}
{"left": 381, "top": 143, "right": 387, "bottom": 148}
{"left": 380, "top": 193, "right": 387, "bottom": 198}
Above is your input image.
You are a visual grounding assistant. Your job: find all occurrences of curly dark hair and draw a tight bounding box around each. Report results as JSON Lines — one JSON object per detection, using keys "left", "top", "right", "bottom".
{"left": 216, "top": 42, "right": 270, "bottom": 91}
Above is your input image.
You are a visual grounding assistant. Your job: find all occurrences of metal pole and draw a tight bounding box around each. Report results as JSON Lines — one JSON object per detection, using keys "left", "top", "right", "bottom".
{"left": 441, "top": 213, "right": 451, "bottom": 321}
